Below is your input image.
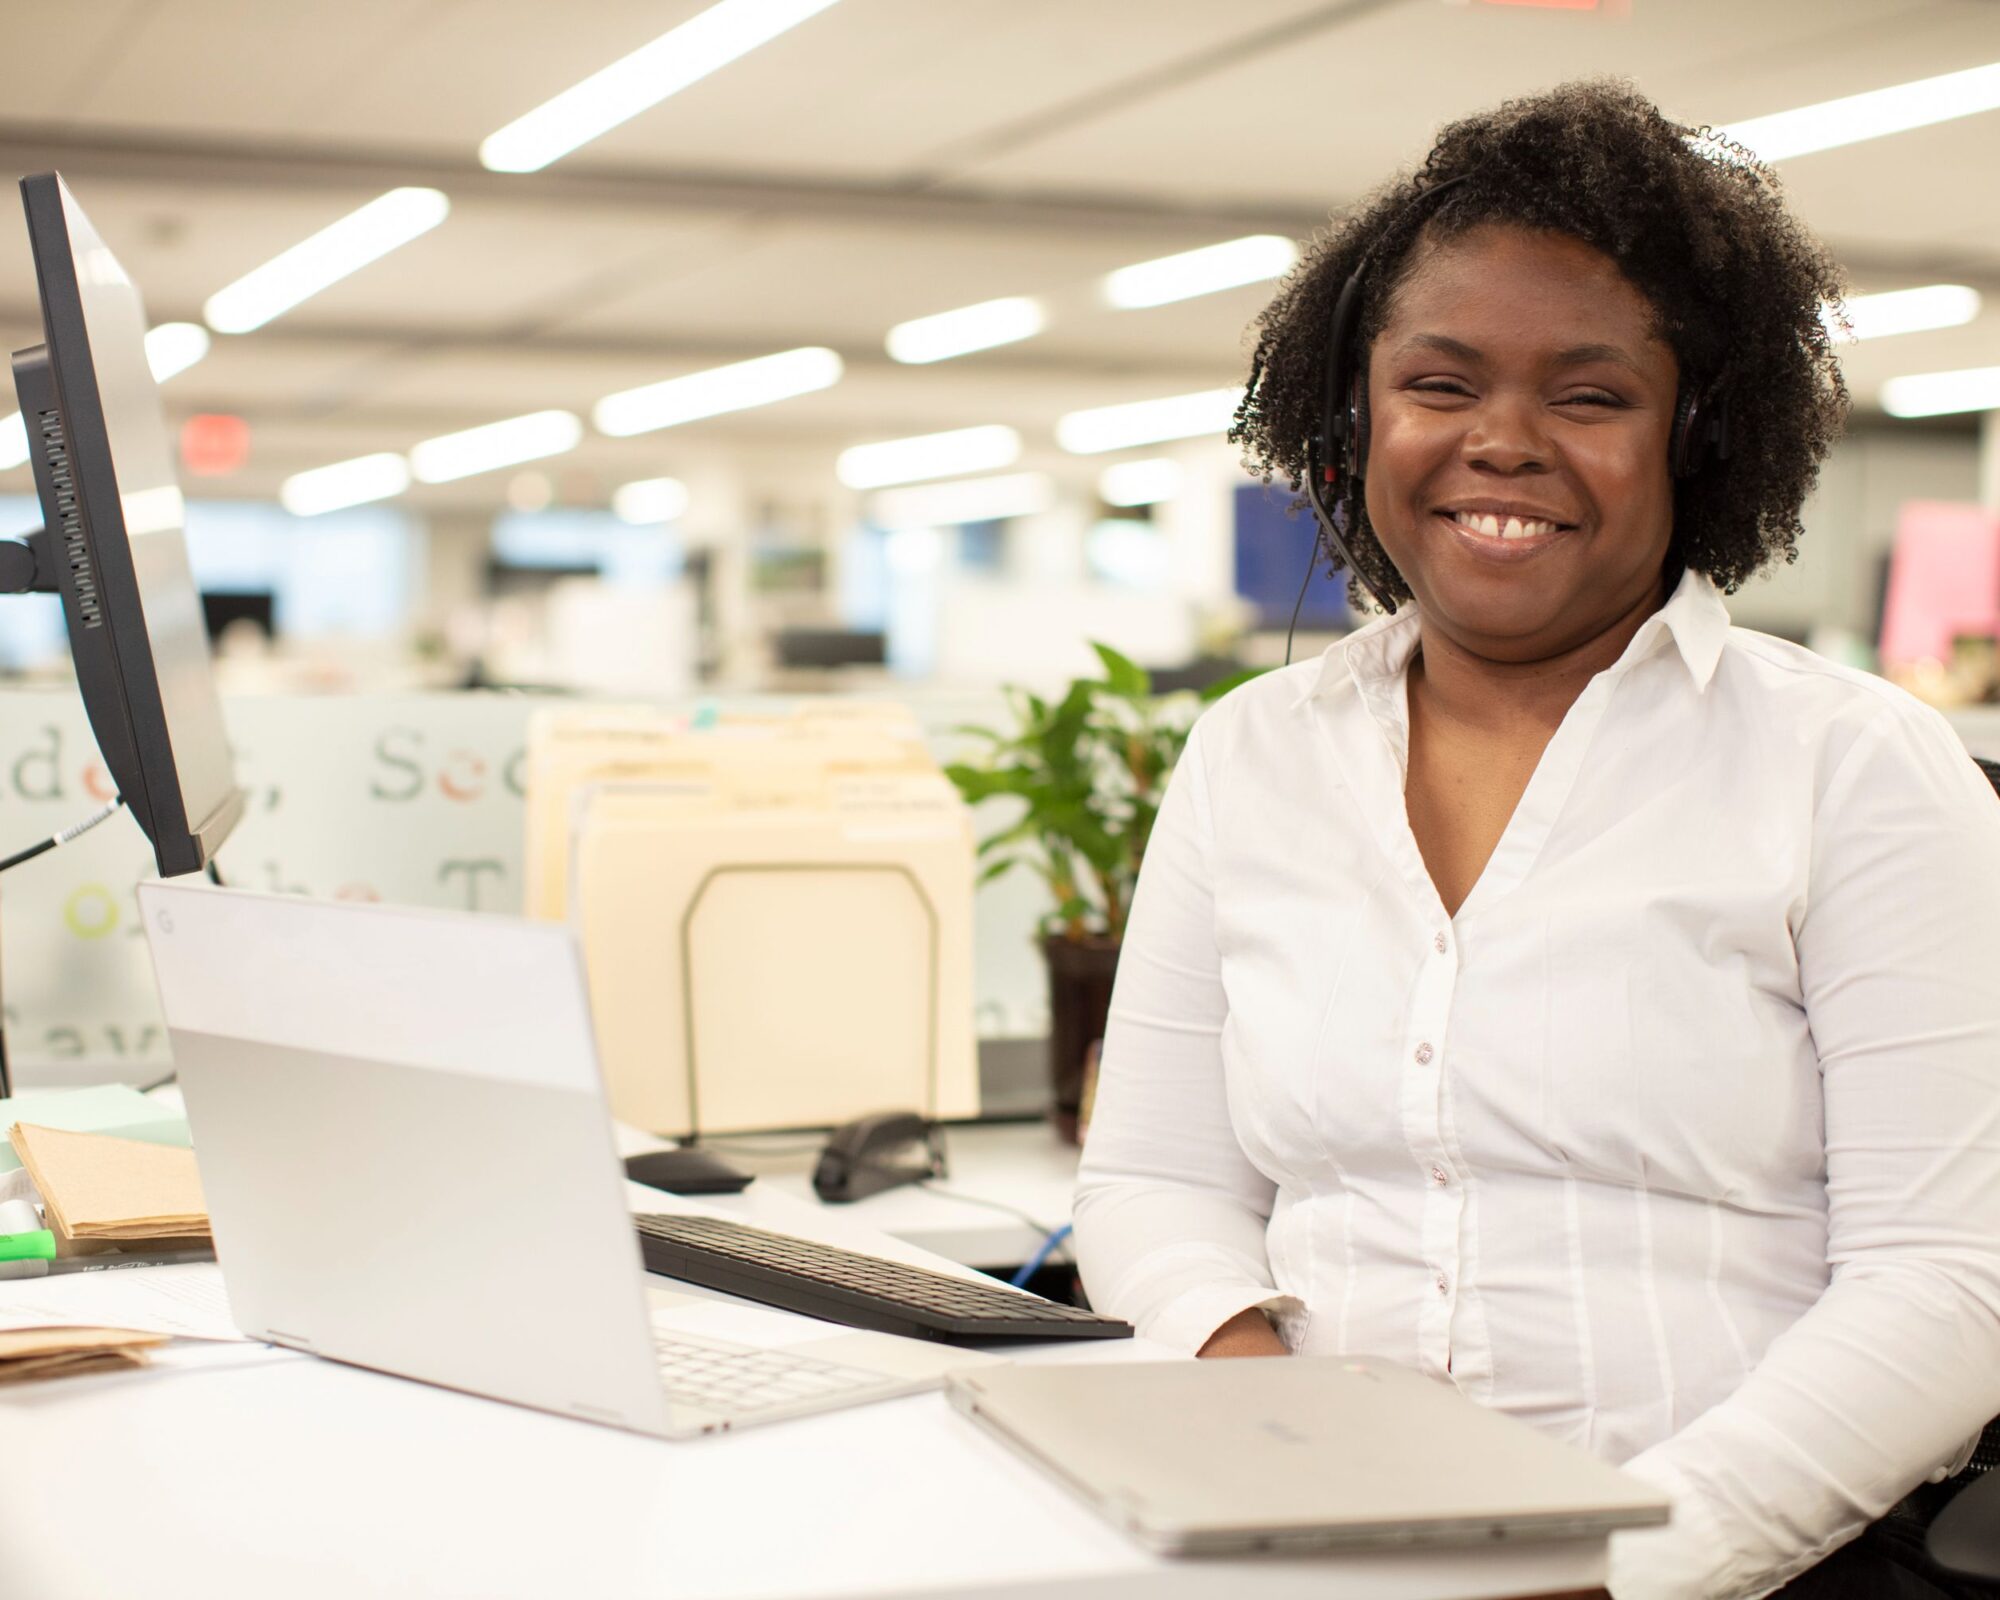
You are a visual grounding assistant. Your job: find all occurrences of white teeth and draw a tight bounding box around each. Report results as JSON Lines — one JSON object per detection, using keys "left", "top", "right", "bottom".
{"left": 1450, "top": 511, "right": 1561, "bottom": 540}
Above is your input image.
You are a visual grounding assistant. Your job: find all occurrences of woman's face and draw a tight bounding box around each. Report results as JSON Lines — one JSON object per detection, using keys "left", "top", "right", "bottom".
{"left": 1362, "top": 223, "right": 1681, "bottom": 664}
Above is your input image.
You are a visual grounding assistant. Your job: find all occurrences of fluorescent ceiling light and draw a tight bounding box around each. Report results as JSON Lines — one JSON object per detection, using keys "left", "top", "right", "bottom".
{"left": 410, "top": 410, "right": 583, "bottom": 483}
{"left": 1103, "top": 235, "right": 1297, "bottom": 310}
{"left": 281, "top": 453, "right": 413, "bottom": 516}
{"left": 1721, "top": 62, "right": 2000, "bottom": 163}
{"left": 1057, "top": 388, "right": 1241, "bottom": 454}
{"left": 594, "top": 347, "right": 842, "bottom": 437}
{"left": 836, "top": 425, "right": 1020, "bottom": 490}
{"left": 204, "top": 188, "right": 450, "bottom": 334}
{"left": 1098, "top": 457, "right": 1183, "bottom": 507}
{"left": 886, "top": 297, "right": 1044, "bottom": 364}
{"left": 144, "top": 322, "right": 211, "bottom": 383}
{"left": 1823, "top": 285, "right": 1981, "bottom": 343}
{"left": 0, "top": 413, "right": 27, "bottom": 471}
{"left": 613, "top": 476, "right": 691, "bottom": 525}
{"left": 869, "top": 472, "right": 1054, "bottom": 530}
{"left": 480, "top": 0, "right": 844, "bottom": 172}
{"left": 1880, "top": 366, "right": 2000, "bottom": 418}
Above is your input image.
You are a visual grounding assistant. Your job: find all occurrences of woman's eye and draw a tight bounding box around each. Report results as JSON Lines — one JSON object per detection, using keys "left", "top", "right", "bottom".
{"left": 1560, "top": 391, "right": 1624, "bottom": 408}
{"left": 1409, "top": 380, "right": 1472, "bottom": 397}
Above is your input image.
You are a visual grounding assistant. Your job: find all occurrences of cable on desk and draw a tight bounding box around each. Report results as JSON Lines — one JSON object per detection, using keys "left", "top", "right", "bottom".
{"left": 0, "top": 794, "right": 124, "bottom": 874}
{"left": 1009, "top": 1224, "right": 1074, "bottom": 1290}
{"left": 914, "top": 1178, "right": 1067, "bottom": 1250}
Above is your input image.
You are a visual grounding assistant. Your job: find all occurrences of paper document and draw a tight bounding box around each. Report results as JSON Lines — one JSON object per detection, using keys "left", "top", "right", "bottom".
{"left": 0, "top": 1324, "right": 166, "bottom": 1383}
{"left": 0, "top": 1263, "right": 244, "bottom": 1342}
{"left": 8, "top": 1123, "right": 209, "bottom": 1242}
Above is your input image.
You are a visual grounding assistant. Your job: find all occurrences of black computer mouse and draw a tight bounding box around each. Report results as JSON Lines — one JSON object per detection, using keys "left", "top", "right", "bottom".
{"left": 812, "top": 1111, "right": 945, "bottom": 1204}
{"left": 624, "top": 1147, "right": 752, "bottom": 1195}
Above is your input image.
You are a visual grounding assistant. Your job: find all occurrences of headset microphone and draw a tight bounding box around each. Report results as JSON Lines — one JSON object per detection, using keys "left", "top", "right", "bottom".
{"left": 1286, "top": 177, "right": 1473, "bottom": 662}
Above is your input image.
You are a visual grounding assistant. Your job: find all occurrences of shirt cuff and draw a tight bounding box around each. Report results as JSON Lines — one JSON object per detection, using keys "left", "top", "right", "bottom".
{"left": 1606, "top": 1452, "right": 1800, "bottom": 1600}
{"left": 1144, "top": 1282, "right": 1307, "bottom": 1356}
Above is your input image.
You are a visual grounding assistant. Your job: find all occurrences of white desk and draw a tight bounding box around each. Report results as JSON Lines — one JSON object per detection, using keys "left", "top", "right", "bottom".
{"left": 0, "top": 1180, "right": 1611, "bottom": 1600}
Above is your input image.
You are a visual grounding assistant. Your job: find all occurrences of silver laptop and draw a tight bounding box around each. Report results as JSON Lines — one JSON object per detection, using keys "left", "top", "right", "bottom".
{"left": 947, "top": 1358, "right": 1669, "bottom": 1555}
{"left": 139, "top": 881, "right": 995, "bottom": 1439}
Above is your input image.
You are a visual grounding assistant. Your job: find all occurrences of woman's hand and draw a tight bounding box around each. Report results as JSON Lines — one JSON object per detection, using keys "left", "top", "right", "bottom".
{"left": 1196, "top": 1308, "right": 1290, "bottom": 1358}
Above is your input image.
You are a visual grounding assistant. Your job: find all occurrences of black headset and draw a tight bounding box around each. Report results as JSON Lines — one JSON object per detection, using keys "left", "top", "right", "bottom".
{"left": 1291, "top": 172, "right": 1733, "bottom": 643}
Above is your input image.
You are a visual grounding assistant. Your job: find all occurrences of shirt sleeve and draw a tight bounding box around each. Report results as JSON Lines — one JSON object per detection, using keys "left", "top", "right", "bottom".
{"left": 1072, "top": 715, "right": 1305, "bottom": 1354}
{"left": 1607, "top": 703, "right": 2000, "bottom": 1600}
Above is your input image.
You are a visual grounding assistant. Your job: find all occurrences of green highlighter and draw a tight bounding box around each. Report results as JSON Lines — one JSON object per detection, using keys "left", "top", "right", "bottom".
{"left": 0, "top": 1228, "right": 55, "bottom": 1262}
{"left": 0, "top": 1227, "right": 56, "bottom": 1278}
{"left": 0, "top": 1197, "right": 56, "bottom": 1278}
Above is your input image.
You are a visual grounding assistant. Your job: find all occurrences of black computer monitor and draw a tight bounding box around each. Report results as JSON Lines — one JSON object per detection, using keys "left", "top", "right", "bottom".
{"left": 201, "top": 590, "right": 276, "bottom": 644}
{"left": 6, "top": 172, "right": 244, "bottom": 880}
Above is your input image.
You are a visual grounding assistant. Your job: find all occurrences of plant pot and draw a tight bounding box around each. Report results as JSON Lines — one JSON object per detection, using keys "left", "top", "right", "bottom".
{"left": 1041, "top": 933, "right": 1121, "bottom": 1145}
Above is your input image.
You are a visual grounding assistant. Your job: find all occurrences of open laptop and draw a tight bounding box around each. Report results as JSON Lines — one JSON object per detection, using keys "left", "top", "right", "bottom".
{"left": 947, "top": 1358, "right": 1670, "bottom": 1555}
{"left": 138, "top": 881, "right": 996, "bottom": 1439}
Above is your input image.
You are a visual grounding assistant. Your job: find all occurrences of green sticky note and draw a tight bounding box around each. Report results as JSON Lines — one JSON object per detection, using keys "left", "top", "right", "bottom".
{"left": 0, "top": 1229, "right": 55, "bottom": 1263}
{"left": 0, "top": 1084, "right": 192, "bottom": 1174}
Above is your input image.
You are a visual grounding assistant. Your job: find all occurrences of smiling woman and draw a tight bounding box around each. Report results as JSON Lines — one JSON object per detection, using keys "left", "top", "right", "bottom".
{"left": 1075, "top": 79, "right": 2000, "bottom": 1600}
{"left": 1232, "top": 79, "right": 1848, "bottom": 613}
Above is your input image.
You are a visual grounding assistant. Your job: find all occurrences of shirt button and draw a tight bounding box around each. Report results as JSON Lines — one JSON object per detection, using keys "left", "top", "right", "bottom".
{"left": 1414, "top": 1042, "right": 1433, "bottom": 1065}
{"left": 1434, "top": 932, "right": 1448, "bottom": 954}
{"left": 1435, "top": 1273, "right": 1450, "bottom": 1297}
{"left": 1430, "top": 1165, "right": 1449, "bottom": 1186}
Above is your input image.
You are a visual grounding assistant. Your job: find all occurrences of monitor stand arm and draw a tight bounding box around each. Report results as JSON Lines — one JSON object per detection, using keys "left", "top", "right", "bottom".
{"left": 0, "top": 527, "right": 60, "bottom": 596}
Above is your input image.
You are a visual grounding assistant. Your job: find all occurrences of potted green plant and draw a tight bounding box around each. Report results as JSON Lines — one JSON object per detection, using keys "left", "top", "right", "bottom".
{"left": 945, "top": 644, "right": 1261, "bottom": 1142}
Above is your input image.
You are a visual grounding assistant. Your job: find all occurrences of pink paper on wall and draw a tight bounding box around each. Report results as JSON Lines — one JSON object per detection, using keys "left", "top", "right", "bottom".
{"left": 1879, "top": 501, "right": 2000, "bottom": 669}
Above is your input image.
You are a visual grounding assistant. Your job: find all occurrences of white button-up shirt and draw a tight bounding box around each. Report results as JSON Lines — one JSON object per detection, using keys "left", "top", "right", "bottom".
{"left": 1074, "top": 569, "right": 2000, "bottom": 1600}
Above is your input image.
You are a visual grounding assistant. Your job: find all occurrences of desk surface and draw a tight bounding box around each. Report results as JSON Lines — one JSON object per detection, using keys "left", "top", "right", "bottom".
{"left": 0, "top": 1170, "right": 1610, "bottom": 1600}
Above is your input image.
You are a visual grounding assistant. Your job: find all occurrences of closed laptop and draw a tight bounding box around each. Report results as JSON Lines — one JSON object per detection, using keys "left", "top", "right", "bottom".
{"left": 947, "top": 1356, "right": 1670, "bottom": 1555}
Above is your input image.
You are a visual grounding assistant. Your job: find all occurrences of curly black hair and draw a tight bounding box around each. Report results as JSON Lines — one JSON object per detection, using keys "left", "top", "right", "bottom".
{"left": 1230, "top": 78, "right": 1850, "bottom": 608}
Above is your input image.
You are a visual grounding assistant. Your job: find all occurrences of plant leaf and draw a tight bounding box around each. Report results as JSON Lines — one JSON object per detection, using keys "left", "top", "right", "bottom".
{"left": 1092, "top": 641, "right": 1150, "bottom": 699}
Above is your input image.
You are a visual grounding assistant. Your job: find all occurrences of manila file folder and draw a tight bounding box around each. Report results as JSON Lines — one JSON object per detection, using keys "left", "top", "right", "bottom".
{"left": 570, "top": 778, "right": 979, "bottom": 1136}
{"left": 522, "top": 702, "right": 946, "bottom": 924}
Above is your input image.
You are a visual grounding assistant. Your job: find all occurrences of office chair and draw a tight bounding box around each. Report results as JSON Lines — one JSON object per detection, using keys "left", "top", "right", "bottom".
{"left": 1919, "top": 756, "right": 2000, "bottom": 1585}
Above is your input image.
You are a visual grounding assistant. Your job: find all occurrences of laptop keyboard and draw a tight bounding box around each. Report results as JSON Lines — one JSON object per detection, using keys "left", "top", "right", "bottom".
{"left": 652, "top": 1327, "right": 888, "bottom": 1415}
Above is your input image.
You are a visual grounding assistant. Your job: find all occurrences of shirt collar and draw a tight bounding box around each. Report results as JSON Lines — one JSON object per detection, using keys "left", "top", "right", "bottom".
{"left": 1290, "top": 565, "right": 1732, "bottom": 712}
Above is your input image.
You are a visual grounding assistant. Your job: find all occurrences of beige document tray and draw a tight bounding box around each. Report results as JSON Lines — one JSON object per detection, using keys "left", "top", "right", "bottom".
{"left": 572, "top": 783, "right": 979, "bottom": 1135}
{"left": 523, "top": 703, "right": 939, "bottom": 922}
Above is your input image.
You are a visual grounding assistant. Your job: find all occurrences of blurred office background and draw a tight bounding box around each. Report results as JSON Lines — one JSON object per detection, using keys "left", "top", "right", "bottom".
{"left": 8, "top": 0, "right": 2000, "bottom": 1083}
{"left": 0, "top": 0, "right": 1995, "bottom": 702}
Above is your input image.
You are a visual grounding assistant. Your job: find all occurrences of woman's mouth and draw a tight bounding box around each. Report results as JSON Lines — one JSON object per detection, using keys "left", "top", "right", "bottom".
{"left": 1432, "top": 507, "right": 1577, "bottom": 557}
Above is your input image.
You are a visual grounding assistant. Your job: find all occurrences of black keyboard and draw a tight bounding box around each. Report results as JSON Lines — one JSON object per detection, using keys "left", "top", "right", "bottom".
{"left": 633, "top": 1213, "right": 1133, "bottom": 1343}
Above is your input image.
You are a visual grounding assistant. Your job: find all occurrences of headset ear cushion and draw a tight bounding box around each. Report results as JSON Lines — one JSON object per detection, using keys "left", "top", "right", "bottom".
{"left": 1349, "top": 372, "right": 1371, "bottom": 480}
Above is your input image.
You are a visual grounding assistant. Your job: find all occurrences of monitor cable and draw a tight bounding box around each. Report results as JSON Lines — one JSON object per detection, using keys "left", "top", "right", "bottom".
{"left": 0, "top": 794, "right": 128, "bottom": 1097}
{"left": 0, "top": 794, "right": 126, "bottom": 876}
